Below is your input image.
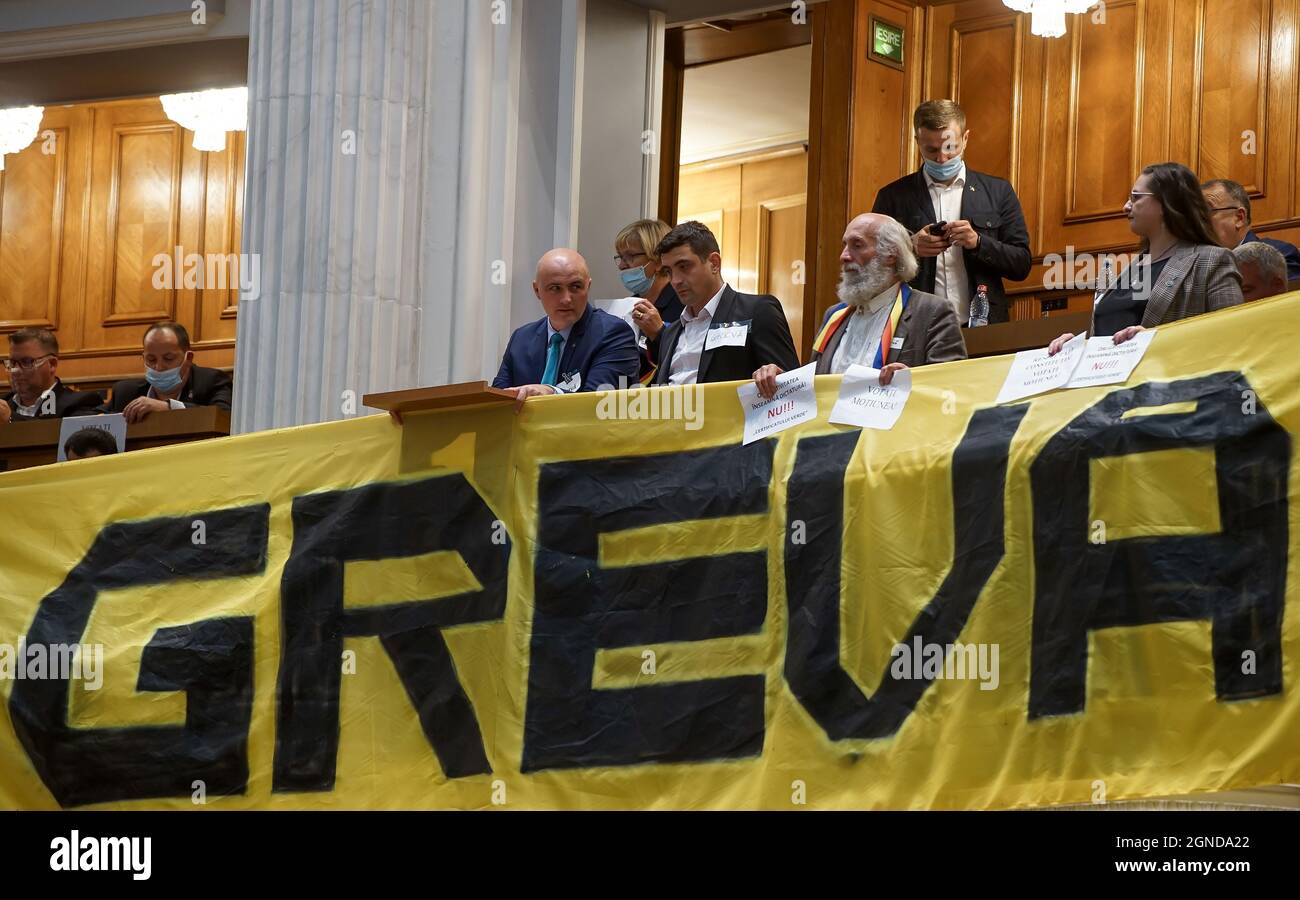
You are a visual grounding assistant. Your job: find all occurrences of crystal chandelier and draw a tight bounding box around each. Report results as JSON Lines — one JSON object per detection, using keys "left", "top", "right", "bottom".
{"left": 0, "top": 106, "right": 45, "bottom": 172}
{"left": 1002, "top": 1, "right": 1098, "bottom": 38}
{"left": 160, "top": 86, "right": 248, "bottom": 152}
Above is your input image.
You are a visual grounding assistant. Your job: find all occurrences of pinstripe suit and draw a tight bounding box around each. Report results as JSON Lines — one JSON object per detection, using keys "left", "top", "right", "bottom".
{"left": 1133, "top": 243, "right": 1244, "bottom": 328}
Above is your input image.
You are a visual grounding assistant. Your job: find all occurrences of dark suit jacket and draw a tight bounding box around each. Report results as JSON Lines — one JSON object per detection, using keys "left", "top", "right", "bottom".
{"left": 108, "top": 365, "right": 233, "bottom": 412}
{"left": 1244, "top": 230, "right": 1300, "bottom": 282}
{"left": 3, "top": 379, "right": 103, "bottom": 421}
{"left": 493, "top": 303, "right": 638, "bottom": 392}
{"left": 810, "top": 285, "right": 967, "bottom": 373}
{"left": 652, "top": 285, "right": 800, "bottom": 385}
{"left": 872, "top": 168, "right": 1032, "bottom": 324}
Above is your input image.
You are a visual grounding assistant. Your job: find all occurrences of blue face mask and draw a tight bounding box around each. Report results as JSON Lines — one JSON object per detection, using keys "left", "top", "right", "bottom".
{"left": 619, "top": 263, "right": 654, "bottom": 297}
{"left": 923, "top": 156, "right": 963, "bottom": 182}
{"left": 146, "top": 364, "right": 184, "bottom": 393}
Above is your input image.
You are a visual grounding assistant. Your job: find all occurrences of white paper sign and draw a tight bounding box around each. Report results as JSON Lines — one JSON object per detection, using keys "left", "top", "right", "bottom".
{"left": 1066, "top": 330, "right": 1156, "bottom": 389}
{"left": 995, "top": 333, "right": 1088, "bottom": 404}
{"left": 57, "top": 414, "right": 127, "bottom": 461}
{"left": 705, "top": 322, "right": 749, "bottom": 350}
{"left": 828, "top": 365, "right": 912, "bottom": 430}
{"left": 736, "top": 362, "right": 818, "bottom": 445}
{"left": 595, "top": 297, "right": 642, "bottom": 338}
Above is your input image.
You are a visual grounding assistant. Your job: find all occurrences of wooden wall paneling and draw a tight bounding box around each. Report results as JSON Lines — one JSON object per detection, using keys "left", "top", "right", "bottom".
{"left": 196, "top": 133, "right": 245, "bottom": 345}
{"left": 1063, "top": 0, "right": 1143, "bottom": 226}
{"left": 740, "top": 151, "right": 808, "bottom": 349}
{"left": 804, "top": 0, "right": 856, "bottom": 357}
{"left": 949, "top": 11, "right": 1020, "bottom": 182}
{"left": 677, "top": 160, "right": 743, "bottom": 289}
{"left": 1, "top": 108, "right": 71, "bottom": 330}
{"left": 848, "top": 0, "right": 925, "bottom": 218}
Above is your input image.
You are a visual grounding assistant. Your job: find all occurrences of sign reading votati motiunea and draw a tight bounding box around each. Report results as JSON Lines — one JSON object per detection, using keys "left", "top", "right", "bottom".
{"left": 1, "top": 294, "right": 1297, "bottom": 810}
{"left": 871, "top": 17, "right": 905, "bottom": 68}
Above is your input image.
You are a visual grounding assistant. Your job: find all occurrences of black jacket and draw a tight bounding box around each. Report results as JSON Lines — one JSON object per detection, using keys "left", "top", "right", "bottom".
{"left": 107, "top": 365, "right": 233, "bottom": 412}
{"left": 872, "top": 168, "right": 1032, "bottom": 324}
{"left": 652, "top": 285, "right": 800, "bottom": 385}
{"left": 3, "top": 379, "right": 103, "bottom": 421}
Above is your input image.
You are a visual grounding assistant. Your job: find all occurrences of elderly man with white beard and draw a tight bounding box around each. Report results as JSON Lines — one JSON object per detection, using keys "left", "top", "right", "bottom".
{"left": 752, "top": 212, "right": 967, "bottom": 398}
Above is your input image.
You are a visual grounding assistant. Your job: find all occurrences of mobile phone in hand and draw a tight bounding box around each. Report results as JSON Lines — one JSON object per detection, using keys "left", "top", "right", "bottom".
{"left": 927, "top": 221, "right": 948, "bottom": 236}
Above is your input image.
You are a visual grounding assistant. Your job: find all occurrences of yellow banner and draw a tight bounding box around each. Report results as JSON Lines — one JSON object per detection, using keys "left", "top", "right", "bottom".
{"left": 2, "top": 294, "right": 1298, "bottom": 810}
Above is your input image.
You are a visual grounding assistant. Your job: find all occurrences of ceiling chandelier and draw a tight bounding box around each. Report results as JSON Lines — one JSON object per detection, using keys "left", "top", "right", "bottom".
{"left": 1002, "top": 1, "right": 1098, "bottom": 38}
{"left": 160, "top": 86, "right": 248, "bottom": 152}
{"left": 0, "top": 106, "right": 45, "bottom": 172}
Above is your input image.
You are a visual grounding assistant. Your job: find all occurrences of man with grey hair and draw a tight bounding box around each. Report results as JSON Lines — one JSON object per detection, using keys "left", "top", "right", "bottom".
{"left": 753, "top": 212, "right": 966, "bottom": 397}
{"left": 1232, "top": 241, "right": 1289, "bottom": 302}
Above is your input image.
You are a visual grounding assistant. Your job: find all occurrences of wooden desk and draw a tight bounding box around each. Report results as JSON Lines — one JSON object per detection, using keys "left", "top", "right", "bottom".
{"left": 363, "top": 381, "right": 518, "bottom": 416}
{"left": 0, "top": 406, "right": 230, "bottom": 472}
{"left": 962, "top": 312, "right": 1093, "bottom": 359}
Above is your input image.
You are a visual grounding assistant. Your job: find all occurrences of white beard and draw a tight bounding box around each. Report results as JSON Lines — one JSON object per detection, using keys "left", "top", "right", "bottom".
{"left": 837, "top": 258, "right": 896, "bottom": 308}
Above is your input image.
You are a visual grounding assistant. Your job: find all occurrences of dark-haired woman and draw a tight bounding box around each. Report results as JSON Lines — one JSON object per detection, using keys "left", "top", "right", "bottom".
{"left": 1049, "top": 162, "right": 1243, "bottom": 355}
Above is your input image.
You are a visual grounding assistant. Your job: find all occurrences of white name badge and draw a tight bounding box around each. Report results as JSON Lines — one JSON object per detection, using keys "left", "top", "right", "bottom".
{"left": 705, "top": 322, "right": 749, "bottom": 350}
{"left": 890, "top": 336, "right": 905, "bottom": 350}
{"left": 555, "top": 371, "right": 582, "bottom": 393}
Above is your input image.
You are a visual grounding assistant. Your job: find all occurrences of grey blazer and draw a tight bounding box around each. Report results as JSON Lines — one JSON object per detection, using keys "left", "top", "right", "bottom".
{"left": 1120, "top": 243, "right": 1243, "bottom": 328}
{"left": 811, "top": 285, "right": 968, "bottom": 374}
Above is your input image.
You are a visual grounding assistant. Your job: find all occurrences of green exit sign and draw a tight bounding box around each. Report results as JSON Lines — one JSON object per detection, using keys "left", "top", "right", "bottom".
{"left": 870, "top": 17, "right": 904, "bottom": 69}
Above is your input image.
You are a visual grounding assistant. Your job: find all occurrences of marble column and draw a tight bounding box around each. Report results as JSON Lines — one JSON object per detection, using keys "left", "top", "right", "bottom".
{"left": 234, "top": 0, "right": 524, "bottom": 432}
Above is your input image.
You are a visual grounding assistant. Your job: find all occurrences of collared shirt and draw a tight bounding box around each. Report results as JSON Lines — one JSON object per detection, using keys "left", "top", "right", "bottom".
{"left": 14, "top": 381, "right": 58, "bottom": 418}
{"left": 146, "top": 382, "right": 189, "bottom": 410}
{"left": 925, "top": 161, "right": 972, "bottom": 322}
{"left": 829, "top": 285, "right": 899, "bottom": 374}
{"left": 667, "top": 284, "right": 726, "bottom": 386}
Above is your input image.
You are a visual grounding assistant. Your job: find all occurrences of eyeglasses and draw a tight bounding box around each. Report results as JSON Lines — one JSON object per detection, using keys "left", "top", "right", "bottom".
{"left": 613, "top": 252, "right": 648, "bottom": 270}
{"left": 1209, "top": 206, "right": 1244, "bottom": 215}
{"left": 1128, "top": 191, "right": 1156, "bottom": 204}
{"left": 2, "top": 354, "right": 53, "bottom": 372}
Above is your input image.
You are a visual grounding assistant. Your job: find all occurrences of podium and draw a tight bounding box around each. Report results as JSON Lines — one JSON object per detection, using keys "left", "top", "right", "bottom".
{"left": 363, "top": 381, "right": 518, "bottom": 417}
{"left": 962, "top": 311, "right": 1092, "bottom": 358}
{"left": 0, "top": 406, "right": 231, "bottom": 472}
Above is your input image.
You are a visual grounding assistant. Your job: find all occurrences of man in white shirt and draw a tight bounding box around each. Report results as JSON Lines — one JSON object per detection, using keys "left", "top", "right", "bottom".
{"left": 871, "top": 99, "right": 1032, "bottom": 324}
{"left": 651, "top": 221, "right": 799, "bottom": 386}
{"left": 752, "top": 213, "right": 967, "bottom": 398}
{"left": 1, "top": 328, "right": 102, "bottom": 424}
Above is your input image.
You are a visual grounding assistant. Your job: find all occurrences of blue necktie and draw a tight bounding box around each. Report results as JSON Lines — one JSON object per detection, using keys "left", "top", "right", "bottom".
{"left": 541, "top": 332, "right": 564, "bottom": 386}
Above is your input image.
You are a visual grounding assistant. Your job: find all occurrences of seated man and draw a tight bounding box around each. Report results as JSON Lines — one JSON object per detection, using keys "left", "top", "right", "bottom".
{"left": 1232, "top": 241, "right": 1289, "bottom": 302}
{"left": 1202, "top": 179, "right": 1300, "bottom": 281}
{"left": 64, "top": 427, "right": 120, "bottom": 461}
{"left": 493, "top": 249, "right": 639, "bottom": 408}
{"left": 753, "top": 212, "right": 967, "bottom": 397}
{"left": 652, "top": 220, "right": 800, "bottom": 386}
{"left": 1, "top": 328, "right": 102, "bottom": 425}
{"left": 108, "top": 321, "right": 232, "bottom": 423}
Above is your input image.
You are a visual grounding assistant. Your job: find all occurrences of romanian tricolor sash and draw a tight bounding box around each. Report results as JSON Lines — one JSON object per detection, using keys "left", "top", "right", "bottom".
{"left": 873, "top": 284, "right": 909, "bottom": 369}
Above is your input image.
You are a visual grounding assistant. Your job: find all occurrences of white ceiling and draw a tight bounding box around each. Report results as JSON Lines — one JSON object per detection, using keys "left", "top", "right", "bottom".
{"left": 680, "top": 45, "right": 810, "bottom": 164}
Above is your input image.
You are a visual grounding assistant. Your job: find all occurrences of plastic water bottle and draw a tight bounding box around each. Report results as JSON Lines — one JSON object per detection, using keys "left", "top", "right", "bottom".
{"left": 968, "top": 284, "right": 990, "bottom": 327}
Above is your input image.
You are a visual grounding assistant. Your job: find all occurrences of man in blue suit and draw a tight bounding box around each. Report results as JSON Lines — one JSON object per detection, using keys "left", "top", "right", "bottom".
{"left": 1203, "top": 179, "right": 1300, "bottom": 282}
{"left": 493, "top": 249, "right": 638, "bottom": 409}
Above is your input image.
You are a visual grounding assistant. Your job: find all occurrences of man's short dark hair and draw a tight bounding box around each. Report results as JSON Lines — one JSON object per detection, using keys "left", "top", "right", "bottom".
{"left": 914, "top": 99, "right": 966, "bottom": 133}
{"left": 64, "top": 427, "right": 119, "bottom": 459}
{"left": 144, "top": 320, "right": 191, "bottom": 351}
{"left": 1202, "top": 178, "right": 1252, "bottom": 224}
{"left": 654, "top": 221, "right": 720, "bottom": 262}
{"left": 8, "top": 327, "right": 58, "bottom": 355}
